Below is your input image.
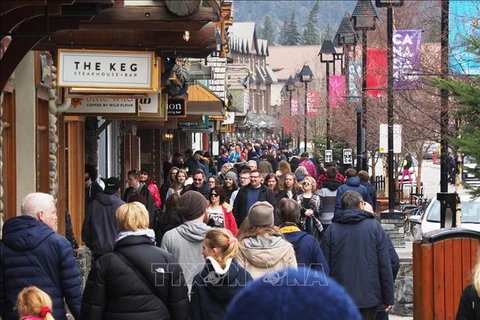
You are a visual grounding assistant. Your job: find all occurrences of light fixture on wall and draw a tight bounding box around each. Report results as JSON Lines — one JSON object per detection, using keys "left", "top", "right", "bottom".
{"left": 163, "top": 132, "right": 174, "bottom": 141}
{"left": 183, "top": 31, "right": 190, "bottom": 42}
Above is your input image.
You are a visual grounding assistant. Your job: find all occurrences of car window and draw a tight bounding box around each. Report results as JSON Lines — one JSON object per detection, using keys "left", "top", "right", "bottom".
{"left": 426, "top": 200, "right": 480, "bottom": 224}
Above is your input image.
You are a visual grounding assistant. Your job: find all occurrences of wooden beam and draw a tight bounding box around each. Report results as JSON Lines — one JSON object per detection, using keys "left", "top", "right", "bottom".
{"left": 0, "top": 0, "right": 46, "bottom": 16}
{"left": 1, "top": 1, "right": 72, "bottom": 35}
{"left": 0, "top": 16, "right": 88, "bottom": 91}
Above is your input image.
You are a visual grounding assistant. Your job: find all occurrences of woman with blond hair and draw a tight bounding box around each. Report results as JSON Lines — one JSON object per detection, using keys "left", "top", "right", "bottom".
{"left": 296, "top": 176, "right": 322, "bottom": 239}
{"left": 456, "top": 250, "right": 480, "bottom": 319}
{"left": 190, "top": 228, "right": 252, "bottom": 320}
{"left": 16, "top": 286, "right": 54, "bottom": 320}
{"left": 81, "top": 202, "right": 189, "bottom": 320}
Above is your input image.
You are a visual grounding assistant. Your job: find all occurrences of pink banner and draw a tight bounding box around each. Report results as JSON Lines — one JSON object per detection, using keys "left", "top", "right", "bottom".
{"left": 291, "top": 98, "right": 298, "bottom": 116}
{"left": 283, "top": 117, "right": 295, "bottom": 134}
{"left": 366, "top": 48, "right": 387, "bottom": 98}
{"left": 329, "top": 75, "right": 346, "bottom": 109}
{"left": 306, "top": 91, "right": 320, "bottom": 116}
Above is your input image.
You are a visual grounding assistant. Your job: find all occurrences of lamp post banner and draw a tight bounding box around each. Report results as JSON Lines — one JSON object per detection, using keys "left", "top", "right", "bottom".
{"left": 291, "top": 98, "right": 299, "bottom": 116}
{"left": 329, "top": 75, "right": 346, "bottom": 109}
{"left": 348, "top": 61, "right": 362, "bottom": 102}
{"left": 306, "top": 91, "right": 320, "bottom": 116}
{"left": 366, "top": 48, "right": 388, "bottom": 98}
{"left": 393, "top": 30, "right": 422, "bottom": 89}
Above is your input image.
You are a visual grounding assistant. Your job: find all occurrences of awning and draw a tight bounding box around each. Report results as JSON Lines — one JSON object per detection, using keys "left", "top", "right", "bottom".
{"left": 187, "top": 83, "right": 224, "bottom": 116}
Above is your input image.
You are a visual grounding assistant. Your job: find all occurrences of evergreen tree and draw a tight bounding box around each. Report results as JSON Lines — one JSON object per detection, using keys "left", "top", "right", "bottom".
{"left": 300, "top": 0, "right": 320, "bottom": 45}
{"left": 284, "top": 12, "right": 301, "bottom": 45}
{"left": 259, "top": 15, "right": 276, "bottom": 45}
{"left": 278, "top": 17, "right": 289, "bottom": 45}
{"left": 431, "top": 30, "right": 480, "bottom": 197}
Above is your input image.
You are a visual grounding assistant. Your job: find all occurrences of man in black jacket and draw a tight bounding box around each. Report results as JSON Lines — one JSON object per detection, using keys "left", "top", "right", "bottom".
{"left": 233, "top": 169, "right": 276, "bottom": 226}
{"left": 124, "top": 169, "right": 155, "bottom": 227}
{"left": 321, "top": 191, "right": 394, "bottom": 320}
{"left": 182, "top": 169, "right": 210, "bottom": 199}
{"left": 82, "top": 177, "right": 125, "bottom": 264}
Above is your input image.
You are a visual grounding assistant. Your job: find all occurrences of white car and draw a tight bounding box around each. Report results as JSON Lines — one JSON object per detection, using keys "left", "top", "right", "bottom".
{"left": 463, "top": 156, "right": 478, "bottom": 180}
{"left": 409, "top": 196, "right": 480, "bottom": 238}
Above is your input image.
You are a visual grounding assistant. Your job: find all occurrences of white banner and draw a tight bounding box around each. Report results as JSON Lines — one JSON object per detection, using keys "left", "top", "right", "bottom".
{"left": 66, "top": 97, "right": 137, "bottom": 114}
{"left": 379, "top": 124, "right": 402, "bottom": 154}
{"left": 58, "top": 49, "right": 155, "bottom": 90}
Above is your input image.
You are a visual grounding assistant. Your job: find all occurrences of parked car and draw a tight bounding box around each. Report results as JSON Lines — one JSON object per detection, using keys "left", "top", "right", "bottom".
{"left": 409, "top": 195, "right": 480, "bottom": 239}
{"left": 463, "top": 155, "right": 478, "bottom": 180}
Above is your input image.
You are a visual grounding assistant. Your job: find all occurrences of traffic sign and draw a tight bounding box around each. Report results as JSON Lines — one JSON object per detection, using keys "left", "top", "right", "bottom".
{"left": 325, "top": 150, "right": 333, "bottom": 163}
{"left": 343, "top": 148, "right": 353, "bottom": 164}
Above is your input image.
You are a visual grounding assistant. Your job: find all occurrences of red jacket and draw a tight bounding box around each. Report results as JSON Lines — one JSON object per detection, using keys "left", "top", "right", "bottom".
{"left": 146, "top": 180, "right": 162, "bottom": 208}
{"left": 317, "top": 172, "right": 346, "bottom": 186}
{"left": 207, "top": 204, "right": 238, "bottom": 236}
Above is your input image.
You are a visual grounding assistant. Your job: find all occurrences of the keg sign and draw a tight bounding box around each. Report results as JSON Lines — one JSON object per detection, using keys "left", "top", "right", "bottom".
{"left": 325, "top": 150, "right": 333, "bottom": 163}
{"left": 343, "top": 148, "right": 353, "bottom": 164}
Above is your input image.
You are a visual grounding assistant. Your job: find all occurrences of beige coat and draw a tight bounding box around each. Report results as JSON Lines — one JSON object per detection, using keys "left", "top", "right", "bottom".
{"left": 236, "top": 235, "right": 297, "bottom": 279}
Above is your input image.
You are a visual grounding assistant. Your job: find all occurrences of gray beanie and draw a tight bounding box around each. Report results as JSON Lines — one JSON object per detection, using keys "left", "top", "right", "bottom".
{"left": 177, "top": 191, "right": 207, "bottom": 221}
{"left": 248, "top": 201, "right": 274, "bottom": 227}
{"left": 225, "top": 171, "right": 238, "bottom": 181}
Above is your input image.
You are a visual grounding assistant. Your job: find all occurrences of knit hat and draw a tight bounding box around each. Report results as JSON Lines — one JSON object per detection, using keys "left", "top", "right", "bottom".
{"left": 225, "top": 171, "right": 238, "bottom": 182}
{"left": 248, "top": 201, "right": 274, "bottom": 227}
{"left": 177, "top": 190, "right": 207, "bottom": 221}
{"left": 226, "top": 267, "right": 362, "bottom": 320}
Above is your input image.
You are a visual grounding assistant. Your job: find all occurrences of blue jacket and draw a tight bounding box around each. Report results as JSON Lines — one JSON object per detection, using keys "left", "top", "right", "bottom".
{"left": 321, "top": 209, "right": 394, "bottom": 309}
{"left": 0, "top": 216, "right": 82, "bottom": 320}
{"left": 335, "top": 177, "right": 372, "bottom": 210}
{"left": 281, "top": 228, "right": 330, "bottom": 275}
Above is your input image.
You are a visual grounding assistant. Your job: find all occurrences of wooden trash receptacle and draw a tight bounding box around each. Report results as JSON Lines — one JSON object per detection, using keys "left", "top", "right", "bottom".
{"left": 413, "top": 228, "right": 480, "bottom": 319}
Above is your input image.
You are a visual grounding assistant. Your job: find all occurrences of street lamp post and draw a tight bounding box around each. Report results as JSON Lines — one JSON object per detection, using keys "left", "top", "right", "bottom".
{"left": 285, "top": 76, "right": 295, "bottom": 147}
{"left": 319, "top": 40, "right": 336, "bottom": 150}
{"left": 375, "top": 0, "right": 404, "bottom": 213}
{"left": 334, "top": 11, "right": 358, "bottom": 91}
{"left": 299, "top": 64, "right": 314, "bottom": 153}
{"left": 352, "top": 0, "right": 378, "bottom": 172}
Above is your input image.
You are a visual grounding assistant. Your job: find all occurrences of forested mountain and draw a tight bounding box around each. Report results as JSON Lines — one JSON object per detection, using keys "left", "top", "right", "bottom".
{"left": 232, "top": 0, "right": 357, "bottom": 45}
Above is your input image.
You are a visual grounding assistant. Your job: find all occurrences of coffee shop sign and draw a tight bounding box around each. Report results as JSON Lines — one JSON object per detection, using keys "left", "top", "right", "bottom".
{"left": 57, "top": 49, "right": 156, "bottom": 91}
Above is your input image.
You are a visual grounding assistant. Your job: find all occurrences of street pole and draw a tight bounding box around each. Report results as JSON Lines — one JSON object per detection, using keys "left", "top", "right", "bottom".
{"left": 304, "top": 81, "right": 308, "bottom": 153}
{"left": 356, "top": 105, "right": 362, "bottom": 172}
{"left": 326, "top": 62, "right": 331, "bottom": 150}
{"left": 440, "top": 0, "right": 449, "bottom": 193}
{"left": 387, "top": 6, "right": 395, "bottom": 213}
{"left": 289, "top": 90, "right": 293, "bottom": 144}
{"left": 361, "top": 30, "right": 368, "bottom": 171}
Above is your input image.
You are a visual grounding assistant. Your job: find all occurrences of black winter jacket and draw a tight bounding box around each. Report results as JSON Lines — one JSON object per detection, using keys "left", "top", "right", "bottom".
{"left": 456, "top": 284, "right": 480, "bottom": 320}
{"left": 1, "top": 216, "right": 82, "bottom": 320}
{"left": 190, "top": 258, "right": 252, "bottom": 320}
{"left": 232, "top": 185, "right": 276, "bottom": 226}
{"left": 81, "top": 235, "right": 189, "bottom": 320}
{"left": 321, "top": 209, "right": 394, "bottom": 309}
{"left": 82, "top": 193, "right": 125, "bottom": 256}
{"left": 124, "top": 184, "right": 155, "bottom": 227}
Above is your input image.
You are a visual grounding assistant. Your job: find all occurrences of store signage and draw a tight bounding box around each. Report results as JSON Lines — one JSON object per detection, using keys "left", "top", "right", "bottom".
{"left": 167, "top": 98, "right": 187, "bottom": 117}
{"left": 178, "top": 115, "right": 209, "bottom": 129}
{"left": 65, "top": 97, "right": 137, "bottom": 115}
{"left": 57, "top": 49, "right": 156, "bottom": 91}
{"left": 343, "top": 148, "right": 353, "bottom": 165}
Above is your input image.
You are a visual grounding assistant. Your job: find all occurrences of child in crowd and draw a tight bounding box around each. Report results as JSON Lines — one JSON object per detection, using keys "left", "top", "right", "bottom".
{"left": 190, "top": 228, "right": 252, "bottom": 320}
{"left": 16, "top": 286, "right": 54, "bottom": 320}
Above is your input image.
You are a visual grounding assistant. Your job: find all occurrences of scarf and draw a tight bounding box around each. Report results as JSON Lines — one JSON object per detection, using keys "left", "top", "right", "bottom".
{"left": 116, "top": 228, "right": 156, "bottom": 245}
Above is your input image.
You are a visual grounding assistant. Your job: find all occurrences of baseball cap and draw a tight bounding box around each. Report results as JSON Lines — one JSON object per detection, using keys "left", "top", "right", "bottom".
{"left": 103, "top": 177, "right": 121, "bottom": 194}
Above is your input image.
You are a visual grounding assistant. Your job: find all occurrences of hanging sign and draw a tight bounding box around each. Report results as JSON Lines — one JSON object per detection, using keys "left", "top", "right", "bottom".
{"left": 57, "top": 49, "right": 157, "bottom": 91}
{"left": 65, "top": 97, "right": 138, "bottom": 115}
{"left": 167, "top": 98, "right": 187, "bottom": 117}
{"left": 325, "top": 150, "right": 333, "bottom": 163}
{"left": 393, "top": 30, "right": 422, "bottom": 89}
{"left": 343, "top": 148, "right": 353, "bottom": 164}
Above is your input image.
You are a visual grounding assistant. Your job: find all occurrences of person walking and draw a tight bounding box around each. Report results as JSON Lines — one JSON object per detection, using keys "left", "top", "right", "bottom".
{"left": 318, "top": 167, "right": 343, "bottom": 232}
{"left": 335, "top": 168, "right": 372, "bottom": 210}
{"left": 207, "top": 186, "right": 238, "bottom": 236}
{"left": 16, "top": 286, "right": 54, "bottom": 320}
{"left": 321, "top": 191, "right": 394, "bottom": 320}
{"left": 232, "top": 169, "right": 276, "bottom": 227}
{"left": 456, "top": 250, "right": 480, "bottom": 319}
{"left": 81, "top": 202, "right": 189, "bottom": 320}
{"left": 277, "top": 198, "right": 329, "bottom": 273}
{"left": 124, "top": 169, "right": 155, "bottom": 227}
{"left": 161, "top": 191, "right": 210, "bottom": 290}
{"left": 222, "top": 171, "right": 238, "bottom": 204}
{"left": 140, "top": 168, "right": 162, "bottom": 208}
{"left": 296, "top": 176, "right": 321, "bottom": 238}
{"left": 236, "top": 201, "right": 297, "bottom": 279}
{"left": 82, "top": 177, "right": 125, "bottom": 263}
{"left": 358, "top": 170, "right": 377, "bottom": 213}
{"left": 0, "top": 193, "right": 82, "bottom": 320}
{"left": 182, "top": 169, "right": 211, "bottom": 199}
{"left": 190, "top": 228, "right": 252, "bottom": 320}
{"left": 400, "top": 153, "right": 413, "bottom": 185}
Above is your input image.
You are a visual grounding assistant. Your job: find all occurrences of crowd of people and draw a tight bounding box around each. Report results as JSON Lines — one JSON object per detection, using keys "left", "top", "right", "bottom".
{"left": 1, "top": 140, "right": 478, "bottom": 320}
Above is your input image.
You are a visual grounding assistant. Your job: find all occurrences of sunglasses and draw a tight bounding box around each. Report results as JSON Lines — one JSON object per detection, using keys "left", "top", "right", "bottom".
{"left": 210, "top": 193, "right": 219, "bottom": 197}
{"left": 194, "top": 179, "right": 203, "bottom": 182}
{"left": 303, "top": 182, "right": 311, "bottom": 186}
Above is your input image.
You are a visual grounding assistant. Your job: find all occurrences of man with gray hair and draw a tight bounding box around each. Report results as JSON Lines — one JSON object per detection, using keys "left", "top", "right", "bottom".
{"left": 0, "top": 192, "right": 82, "bottom": 320}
